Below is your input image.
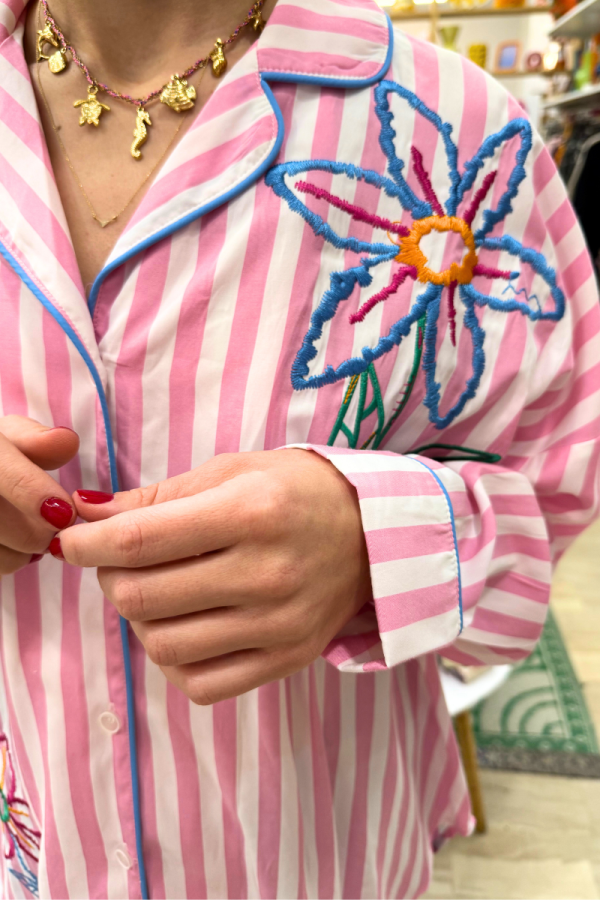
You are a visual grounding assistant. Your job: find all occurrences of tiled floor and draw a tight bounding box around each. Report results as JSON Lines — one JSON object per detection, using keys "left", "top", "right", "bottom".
{"left": 424, "top": 518, "right": 600, "bottom": 900}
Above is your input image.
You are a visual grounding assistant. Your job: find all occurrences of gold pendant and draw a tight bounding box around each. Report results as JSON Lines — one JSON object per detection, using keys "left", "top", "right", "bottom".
{"left": 131, "top": 107, "right": 152, "bottom": 159}
{"left": 160, "top": 74, "right": 196, "bottom": 112}
{"left": 48, "top": 49, "right": 67, "bottom": 74}
{"left": 210, "top": 38, "right": 227, "bottom": 77}
{"left": 251, "top": 10, "right": 265, "bottom": 33}
{"left": 73, "top": 85, "right": 110, "bottom": 127}
{"left": 36, "top": 21, "right": 58, "bottom": 62}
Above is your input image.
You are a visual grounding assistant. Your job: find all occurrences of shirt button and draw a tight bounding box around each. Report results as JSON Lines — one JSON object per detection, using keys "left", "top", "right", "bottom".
{"left": 99, "top": 711, "right": 121, "bottom": 734}
{"left": 115, "top": 848, "right": 133, "bottom": 870}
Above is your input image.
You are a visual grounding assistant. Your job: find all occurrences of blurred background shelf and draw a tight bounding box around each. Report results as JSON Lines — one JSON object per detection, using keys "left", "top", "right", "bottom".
{"left": 390, "top": 3, "right": 553, "bottom": 20}
{"left": 543, "top": 82, "right": 600, "bottom": 105}
{"left": 550, "top": 0, "right": 600, "bottom": 37}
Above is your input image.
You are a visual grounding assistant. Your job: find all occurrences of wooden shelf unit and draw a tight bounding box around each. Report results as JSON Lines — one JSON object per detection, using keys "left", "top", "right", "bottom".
{"left": 389, "top": 3, "right": 553, "bottom": 21}
{"left": 550, "top": 0, "right": 600, "bottom": 38}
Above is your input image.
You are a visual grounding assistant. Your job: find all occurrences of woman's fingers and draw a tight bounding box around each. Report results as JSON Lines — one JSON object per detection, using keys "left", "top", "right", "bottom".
{"left": 0, "top": 496, "right": 58, "bottom": 554}
{"left": 96, "top": 543, "right": 271, "bottom": 620}
{"left": 0, "top": 416, "right": 79, "bottom": 471}
{"left": 60, "top": 475, "right": 257, "bottom": 569}
{"left": 161, "top": 646, "right": 309, "bottom": 706}
{"left": 0, "top": 541, "right": 36, "bottom": 576}
{"left": 130, "top": 607, "right": 269, "bottom": 668}
{"left": 0, "top": 431, "right": 75, "bottom": 524}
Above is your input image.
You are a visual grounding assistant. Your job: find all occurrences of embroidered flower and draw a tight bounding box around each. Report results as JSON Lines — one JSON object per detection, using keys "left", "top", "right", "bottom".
{"left": 0, "top": 733, "right": 40, "bottom": 897}
{"left": 266, "top": 80, "right": 565, "bottom": 433}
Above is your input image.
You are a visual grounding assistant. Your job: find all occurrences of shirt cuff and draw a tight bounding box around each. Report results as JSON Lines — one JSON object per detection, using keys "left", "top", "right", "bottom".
{"left": 287, "top": 444, "right": 463, "bottom": 672}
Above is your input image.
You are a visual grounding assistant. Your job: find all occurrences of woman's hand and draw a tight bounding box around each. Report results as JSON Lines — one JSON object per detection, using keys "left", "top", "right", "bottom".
{"left": 0, "top": 416, "right": 78, "bottom": 574}
{"left": 59, "top": 450, "right": 372, "bottom": 704}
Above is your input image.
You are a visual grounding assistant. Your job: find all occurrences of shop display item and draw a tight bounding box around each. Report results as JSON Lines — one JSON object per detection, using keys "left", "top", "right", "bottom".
{"left": 439, "top": 25, "right": 460, "bottom": 51}
{"left": 468, "top": 43, "right": 488, "bottom": 68}
{"left": 494, "top": 39, "right": 522, "bottom": 72}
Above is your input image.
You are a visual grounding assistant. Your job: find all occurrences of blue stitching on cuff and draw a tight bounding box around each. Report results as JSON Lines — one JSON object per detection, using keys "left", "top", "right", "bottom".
{"left": 408, "top": 455, "right": 463, "bottom": 633}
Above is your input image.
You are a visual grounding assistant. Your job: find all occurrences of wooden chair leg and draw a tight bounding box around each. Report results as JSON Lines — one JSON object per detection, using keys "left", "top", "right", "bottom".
{"left": 454, "top": 710, "right": 487, "bottom": 834}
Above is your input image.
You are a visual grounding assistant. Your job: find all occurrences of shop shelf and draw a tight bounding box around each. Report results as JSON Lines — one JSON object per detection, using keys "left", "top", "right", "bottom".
{"left": 542, "top": 82, "right": 600, "bottom": 106}
{"left": 390, "top": 3, "right": 553, "bottom": 20}
{"left": 550, "top": 0, "right": 600, "bottom": 37}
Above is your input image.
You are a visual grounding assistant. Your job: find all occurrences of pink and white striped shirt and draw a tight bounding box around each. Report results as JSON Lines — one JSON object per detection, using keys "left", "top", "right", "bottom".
{"left": 0, "top": 0, "right": 598, "bottom": 897}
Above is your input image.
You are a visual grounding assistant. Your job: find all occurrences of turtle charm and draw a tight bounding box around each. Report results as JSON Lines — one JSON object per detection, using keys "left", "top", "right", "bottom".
{"left": 210, "top": 38, "right": 227, "bottom": 77}
{"left": 73, "top": 85, "right": 111, "bottom": 126}
{"left": 160, "top": 74, "right": 196, "bottom": 112}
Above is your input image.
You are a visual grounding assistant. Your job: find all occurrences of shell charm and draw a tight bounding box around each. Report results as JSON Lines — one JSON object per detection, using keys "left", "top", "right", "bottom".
{"left": 210, "top": 38, "right": 227, "bottom": 77}
{"left": 73, "top": 85, "right": 110, "bottom": 126}
{"left": 48, "top": 49, "right": 67, "bottom": 74}
{"left": 131, "top": 107, "right": 152, "bottom": 159}
{"left": 160, "top": 74, "right": 196, "bottom": 112}
{"left": 36, "top": 21, "right": 59, "bottom": 62}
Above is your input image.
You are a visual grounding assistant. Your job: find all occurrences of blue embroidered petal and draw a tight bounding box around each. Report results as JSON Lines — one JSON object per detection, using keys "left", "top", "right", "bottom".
{"left": 266, "top": 160, "right": 411, "bottom": 256}
{"left": 465, "top": 235, "right": 565, "bottom": 321}
{"left": 292, "top": 269, "right": 434, "bottom": 391}
{"left": 422, "top": 285, "right": 486, "bottom": 429}
{"left": 374, "top": 80, "right": 461, "bottom": 218}
{"left": 458, "top": 118, "right": 533, "bottom": 241}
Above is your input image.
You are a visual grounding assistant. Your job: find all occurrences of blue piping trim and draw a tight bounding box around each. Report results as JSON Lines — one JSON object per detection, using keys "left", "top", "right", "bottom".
{"left": 2, "top": 27, "right": 395, "bottom": 893}
{"left": 87, "top": 18, "right": 394, "bottom": 318}
{"left": 409, "top": 455, "right": 463, "bottom": 633}
{"left": 87, "top": 77, "right": 286, "bottom": 318}
{"left": 259, "top": 14, "right": 394, "bottom": 89}
{"left": 0, "top": 240, "right": 150, "bottom": 900}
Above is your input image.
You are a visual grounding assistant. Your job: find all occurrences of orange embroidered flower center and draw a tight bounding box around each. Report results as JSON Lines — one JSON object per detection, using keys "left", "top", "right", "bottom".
{"left": 397, "top": 215, "right": 478, "bottom": 286}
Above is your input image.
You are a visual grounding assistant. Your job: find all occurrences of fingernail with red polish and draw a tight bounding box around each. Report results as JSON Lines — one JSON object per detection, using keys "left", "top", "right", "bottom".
{"left": 49, "top": 537, "right": 64, "bottom": 560}
{"left": 29, "top": 554, "right": 43, "bottom": 564}
{"left": 76, "top": 489, "right": 114, "bottom": 504}
{"left": 41, "top": 497, "right": 74, "bottom": 529}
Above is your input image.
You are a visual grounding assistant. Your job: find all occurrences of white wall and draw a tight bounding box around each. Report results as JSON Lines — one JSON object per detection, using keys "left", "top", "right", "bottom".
{"left": 396, "top": 10, "right": 554, "bottom": 127}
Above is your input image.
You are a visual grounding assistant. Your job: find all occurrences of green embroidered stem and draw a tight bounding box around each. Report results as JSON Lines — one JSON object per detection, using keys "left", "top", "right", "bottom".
{"left": 328, "top": 364, "right": 385, "bottom": 448}
{"left": 329, "top": 316, "right": 427, "bottom": 450}
{"left": 410, "top": 442, "right": 502, "bottom": 464}
{"left": 327, "top": 374, "right": 360, "bottom": 446}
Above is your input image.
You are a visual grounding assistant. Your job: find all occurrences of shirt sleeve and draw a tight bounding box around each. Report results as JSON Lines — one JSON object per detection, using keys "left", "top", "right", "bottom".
{"left": 287, "top": 141, "right": 600, "bottom": 675}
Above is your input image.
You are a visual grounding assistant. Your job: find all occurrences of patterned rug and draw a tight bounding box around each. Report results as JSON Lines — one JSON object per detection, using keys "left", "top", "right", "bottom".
{"left": 472, "top": 611, "right": 600, "bottom": 777}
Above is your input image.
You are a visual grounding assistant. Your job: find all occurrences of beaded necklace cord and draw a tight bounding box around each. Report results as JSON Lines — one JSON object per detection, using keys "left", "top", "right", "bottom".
{"left": 36, "top": 59, "right": 207, "bottom": 228}
{"left": 35, "top": 0, "right": 266, "bottom": 223}
{"left": 39, "top": 0, "right": 266, "bottom": 108}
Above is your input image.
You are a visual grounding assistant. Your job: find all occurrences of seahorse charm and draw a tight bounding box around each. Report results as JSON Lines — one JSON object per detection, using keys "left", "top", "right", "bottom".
{"left": 251, "top": 9, "right": 265, "bottom": 33}
{"left": 210, "top": 38, "right": 227, "bottom": 77}
{"left": 131, "top": 107, "right": 152, "bottom": 159}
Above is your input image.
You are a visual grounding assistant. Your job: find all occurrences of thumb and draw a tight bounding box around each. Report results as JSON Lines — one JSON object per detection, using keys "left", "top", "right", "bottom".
{"left": 0, "top": 416, "right": 80, "bottom": 471}
{"left": 73, "top": 452, "right": 258, "bottom": 523}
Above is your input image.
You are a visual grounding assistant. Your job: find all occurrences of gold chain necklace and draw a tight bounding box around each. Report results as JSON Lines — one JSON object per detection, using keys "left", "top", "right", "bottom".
{"left": 37, "top": 0, "right": 266, "bottom": 160}
{"left": 36, "top": 42, "right": 208, "bottom": 227}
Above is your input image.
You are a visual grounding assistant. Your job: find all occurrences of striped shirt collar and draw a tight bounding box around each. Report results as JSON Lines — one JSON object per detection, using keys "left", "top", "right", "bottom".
{"left": 0, "top": 0, "right": 391, "bottom": 349}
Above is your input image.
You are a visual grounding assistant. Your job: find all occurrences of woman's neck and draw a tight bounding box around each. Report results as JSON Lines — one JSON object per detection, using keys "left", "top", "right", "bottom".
{"left": 41, "top": 0, "right": 264, "bottom": 91}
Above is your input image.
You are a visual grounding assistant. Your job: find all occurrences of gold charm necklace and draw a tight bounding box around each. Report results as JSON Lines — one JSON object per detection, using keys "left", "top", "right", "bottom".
{"left": 36, "top": 56, "right": 207, "bottom": 228}
{"left": 37, "top": 0, "right": 266, "bottom": 159}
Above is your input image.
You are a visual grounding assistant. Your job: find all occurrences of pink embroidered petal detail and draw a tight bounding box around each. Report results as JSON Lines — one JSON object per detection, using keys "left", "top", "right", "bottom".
{"left": 472, "top": 263, "right": 513, "bottom": 280}
{"left": 463, "top": 170, "right": 498, "bottom": 227}
{"left": 295, "top": 181, "right": 410, "bottom": 236}
{"left": 411, "top": 147, "right": 445, "bottom": 218}
{"left": 447, "top": 281, "right": 457, "bottom": 347}
{"left": 349, "top": 265, "right": 417, "bottom": 324}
